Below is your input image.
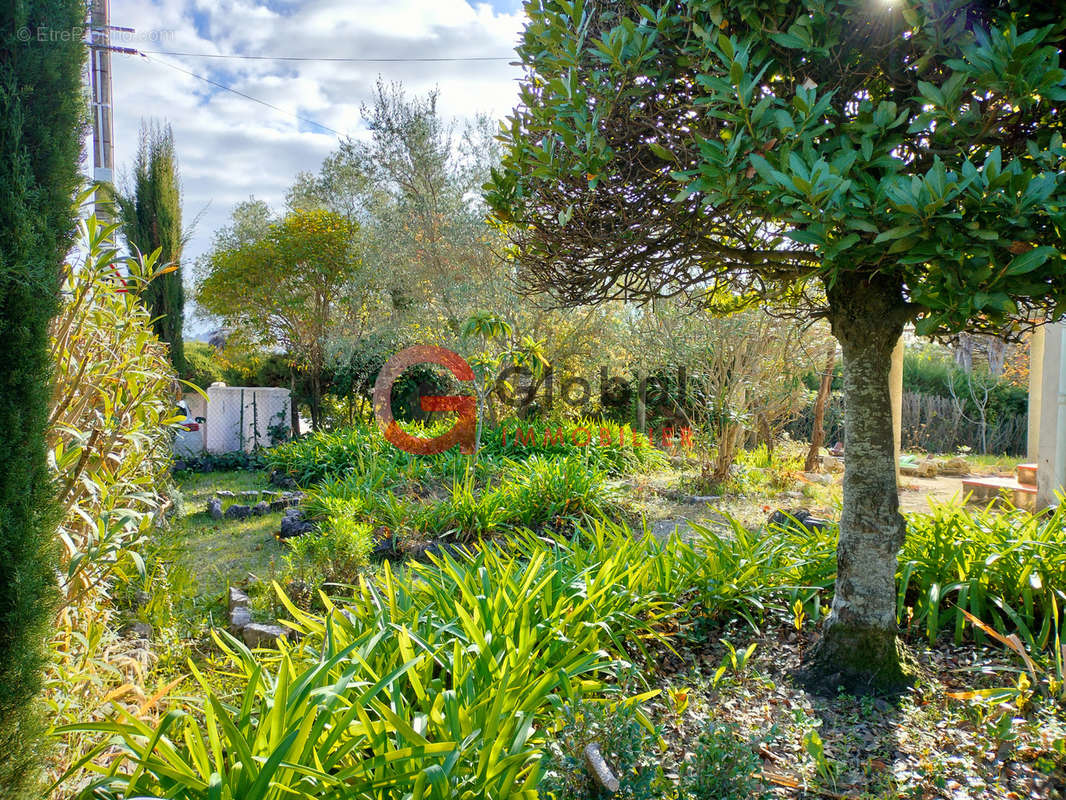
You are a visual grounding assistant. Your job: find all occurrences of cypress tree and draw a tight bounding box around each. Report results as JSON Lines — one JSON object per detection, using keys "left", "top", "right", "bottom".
{"left": 0, "top": 1, "right": 86, "bottom": 794}
{"left": 119, "top": 122, "right": 186, "bottom": 374}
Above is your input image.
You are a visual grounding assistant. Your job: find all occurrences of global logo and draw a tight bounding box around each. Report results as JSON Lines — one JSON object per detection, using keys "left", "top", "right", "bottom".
{"left": 372, "top": 346, "right": 477, "bottom": 455}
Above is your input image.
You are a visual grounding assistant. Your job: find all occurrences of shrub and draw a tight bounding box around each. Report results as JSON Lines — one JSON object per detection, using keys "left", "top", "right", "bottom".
{"left": 540, "top": 696, "right": 664, "bottom": 799}
{"left": 301, "top": 454, "right": 620, "bottom": 543}
{"left": 174, "top": 449, "right": 267, "bottom": 473}
{"left": 44, "top": 213, "right": 182, "bottom": 790}
{"left": 680, "top": 723, "right": 770, "bottom": 800}
{"left": 49, "top": 220, "right": 179, "bottom": 605}
{"left": 286, "top": 513, "right": 373, "bottom": 587}
{"left": 181, "top": 340, "right": 225, "bottom": 390}
{"left": 502, "top": 455, "right": 618, "bottom": 529}
{"left": 266, "top": 418, "right": 666, "bottom": 487}
{"left": 0, "top": 3, "right": 86, "bottom": 794}
{"left": 66, "top": 524, "right": 692, "bottom": 798}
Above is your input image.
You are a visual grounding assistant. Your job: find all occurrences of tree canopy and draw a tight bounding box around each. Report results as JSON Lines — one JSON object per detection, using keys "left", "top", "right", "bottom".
{"left": 487, "top": 0, "right": 1066, "bottom": 333}
{"left": 119, "top": 122, "right": 187, "bottom": 374}
{"left": 196, "top": 209, "right": 367, "bottom": 429}
{"left": 485, "top": 0, "right": 1066, "bottom": 692}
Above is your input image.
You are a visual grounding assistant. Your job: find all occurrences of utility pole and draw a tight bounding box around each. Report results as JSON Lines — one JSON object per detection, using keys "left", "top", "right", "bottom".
{"left": 88, "top": 0, "right": 114, "bottom": 222}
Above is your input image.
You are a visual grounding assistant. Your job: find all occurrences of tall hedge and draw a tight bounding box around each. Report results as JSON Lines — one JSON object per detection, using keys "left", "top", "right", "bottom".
{"left": 119, "top": 122, "right": 186, "bottom": 375}
{"left": 0, "top": 1, "right": 86, "bottom": 795}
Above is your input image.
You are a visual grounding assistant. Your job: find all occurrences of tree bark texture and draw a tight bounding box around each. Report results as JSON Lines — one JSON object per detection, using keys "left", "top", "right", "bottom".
{"left": 806, "top": 275, "right": 911, "bottom": 694}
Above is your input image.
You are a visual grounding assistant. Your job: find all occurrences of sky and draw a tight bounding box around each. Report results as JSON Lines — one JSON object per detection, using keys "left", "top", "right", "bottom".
{"left": 97, "top": 0, "right": 527, "bottom": 333}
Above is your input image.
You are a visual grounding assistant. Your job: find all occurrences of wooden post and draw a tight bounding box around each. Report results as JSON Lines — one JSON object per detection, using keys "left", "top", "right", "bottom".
{"left": 889, "top": 337, "right": 904, "bottom": 480}
{"left": 804, "top": 343, "right": 836, "bottom": 472}
{"left": 635, "top": 369, "right": 646, "bottom": 433}
{"left": 1029, "top": 325, "right": 1045, "bottom": 461}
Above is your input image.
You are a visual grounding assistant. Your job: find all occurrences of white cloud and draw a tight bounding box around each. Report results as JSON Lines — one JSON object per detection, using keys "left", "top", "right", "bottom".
{"left": 99, "top": 0, "right": 525, "bottom": 335}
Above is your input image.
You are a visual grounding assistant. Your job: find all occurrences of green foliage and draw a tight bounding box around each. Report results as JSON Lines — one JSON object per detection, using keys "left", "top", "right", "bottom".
{"left": 486, "top": 0, "right": 1066, "bottom": 684}
{"left": 66, "top": 524, "right": 697, "bottom": 798}
{"left": 285, "top": 515, "right": 373, "bottom": 587}
{"left": 540, "top": 697, "right": 664, "bottom": 799}
{"left": 49, "top": 215, "right": 180, "bottom": 605}
{"left": 680, "top": 723, "right": 770, "bottom": 800}
{"left": 301, "top": 454, "right": 620, "bottom": 543}
{"left": 176, "top": 450, "right": 268, "bottom": 473}
{"left": 267, "top": 419, "right": 665, "bottom": 486}
{"left": 0, "top": 3, "right": 86, "bottom": 794}
{"left": 899, "top": 503, "right": 1066, "bottom": 652}
{"left": 181, "top": 340, "right": 225, "bottom": 390}
{"left": 118, "top": 122, "right": 186, "bottom": 374}
{"left": 197, "top": 209, "right": 368, "bottom": 429}
{"left": 903, "top": 349, "right": 1027, "bottom": 419}
{"left": 44, "top": 211, "right": 183, "bottom": 790}
{"left": 487, "top": 0, "right": 1066, "bottom": 336}
{"left": 487, "top": 418, "right": 668, "bottom": 475}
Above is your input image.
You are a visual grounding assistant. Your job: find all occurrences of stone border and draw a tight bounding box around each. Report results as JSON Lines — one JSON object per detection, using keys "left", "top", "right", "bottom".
{"left": 207, "top": 490, "right": 305, "bottom": 520}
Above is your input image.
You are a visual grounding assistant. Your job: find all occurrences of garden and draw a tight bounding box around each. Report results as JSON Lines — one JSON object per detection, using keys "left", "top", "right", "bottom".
{"left": 4, "top": 1, "right": 1066, "bottom": 799}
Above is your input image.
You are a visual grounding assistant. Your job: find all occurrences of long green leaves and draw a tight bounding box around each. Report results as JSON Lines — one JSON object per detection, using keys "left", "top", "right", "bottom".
{"left": 899, "top": 503, "right": 1066, "bottom": 652}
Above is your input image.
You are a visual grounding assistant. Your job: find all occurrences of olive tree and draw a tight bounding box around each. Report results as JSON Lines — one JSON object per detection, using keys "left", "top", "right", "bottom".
{"left": 486, "top": 0, "right": 1066, "bottom": 692}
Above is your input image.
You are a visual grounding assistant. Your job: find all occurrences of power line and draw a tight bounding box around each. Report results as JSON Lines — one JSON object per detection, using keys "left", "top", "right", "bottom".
{"left": 139, "top": 52, "right": 346, "bottom": 137}
{"left": 141, "top": 50, "right": 514, "bottom": 63}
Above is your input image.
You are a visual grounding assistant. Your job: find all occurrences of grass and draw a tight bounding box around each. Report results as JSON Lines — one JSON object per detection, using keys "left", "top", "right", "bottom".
{"left": 167, "top": 471, "right": 287, "bottom": 599}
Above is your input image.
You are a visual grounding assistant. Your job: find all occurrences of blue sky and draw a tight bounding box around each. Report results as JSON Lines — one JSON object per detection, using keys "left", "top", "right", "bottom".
{"left": 103, "top": 0, "right": 527, "bottom": 334}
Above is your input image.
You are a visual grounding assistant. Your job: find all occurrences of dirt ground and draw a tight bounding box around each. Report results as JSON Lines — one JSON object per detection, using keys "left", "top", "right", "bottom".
{"left": 898, "top": 474, "right": 973, "bottom": 513}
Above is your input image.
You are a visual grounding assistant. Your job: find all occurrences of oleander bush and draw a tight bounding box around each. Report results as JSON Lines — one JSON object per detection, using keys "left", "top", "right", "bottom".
{"left": 44, "top": 212, "right": 183, "bottom": 790}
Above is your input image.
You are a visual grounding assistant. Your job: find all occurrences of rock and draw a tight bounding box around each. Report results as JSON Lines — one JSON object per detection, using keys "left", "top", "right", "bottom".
{"left": 916, "top": 459, "right": 939, "bottom": 478}
{"left": 940, "top": 456, "right": 969, "bottom": 476}
{"left": 228, "top": 586, "right": 250, "bottom": 613}
{"left": 240, "top": 490, "right": 262, "bottom": 498}
{"left": 207, "top": 497, "right": 223, "bottom": 520}
{"left": 216, "top": 490, "right": 236, "bottom": 498}
{"left": 768, "top": 508, "right": 830, "bottom": 533}
{"left": 686, "top": 495, "right": 721, "bottom": 504}
{"left": 229, "top": 606, "right": 252, "bottom": 631}
{"left": 269, "top": 498, "right": 289, "bottom": 512}
{"left": 119, "top": 621, "right": 153, "bottom": 640}
{"left": 372, "top": 538, "right": 401, "bottom": 561}
{"left": 820, "top": 455, "right": 844, "bottom": 474}
{"left": 803, "top": 471, "right": 833, "bottom": 485}
{"left": 279, "top": 507, "right": 314, "bottom": 539}
{"left": 241, "top": 623, "right": 287, "bottom": 648}
{"left": 252, "top": 501, "right": 270, "bottom": 516}
{"left": 225, "top": 504, "right": 252, "bottom": 520}
{"left": 131, "top": 591, "right": 151, "bottom": 610}
{"left": 409, "top": 541, "right": 475, "bottom": 562}
{"left": 269, "top": 470, "right": 299, "bottom": 489}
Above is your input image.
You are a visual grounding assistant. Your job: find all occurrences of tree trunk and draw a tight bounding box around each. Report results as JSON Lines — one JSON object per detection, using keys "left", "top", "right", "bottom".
{"left": 954, "top": 333, "right": 974, "bottom": 373}
{"left": 289, "top": 369, "right": 301, "bottom": 438}
{"left": 804, "top": 344, "right": 836, "bottom": 472}
{"left": 805, "top": 276, "right": 911, "bottom": 695}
